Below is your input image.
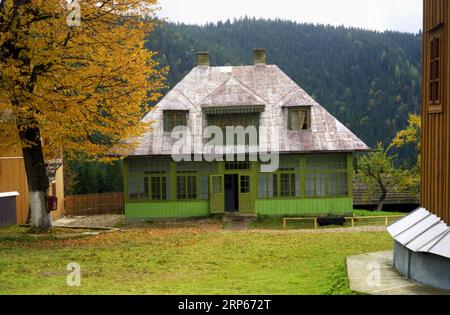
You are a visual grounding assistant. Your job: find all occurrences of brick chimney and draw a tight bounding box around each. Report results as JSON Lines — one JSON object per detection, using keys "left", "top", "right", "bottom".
{"left": 196, "top": 52, "right": 209, "bottom": 67}
{"left": 253, "top": 48, "right": 266, "bottom": 65}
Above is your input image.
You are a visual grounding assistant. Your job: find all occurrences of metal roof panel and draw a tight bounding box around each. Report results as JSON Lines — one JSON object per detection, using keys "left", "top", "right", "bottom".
{"left": 387, "top": 208, "right": 430, "bottom": 237}
{"left": 407, "top": 223, "right": 449, "bottom": 252}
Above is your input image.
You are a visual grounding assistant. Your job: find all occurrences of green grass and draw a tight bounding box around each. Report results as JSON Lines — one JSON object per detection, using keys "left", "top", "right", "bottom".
{"left": 0, "top": 220, "right": 393, "bottom": 295}
{"left": 251, "top": 210, "right": 406, "bottom": 230}
{"left": 352, "top": 209, "right": 405, "bottom": 217}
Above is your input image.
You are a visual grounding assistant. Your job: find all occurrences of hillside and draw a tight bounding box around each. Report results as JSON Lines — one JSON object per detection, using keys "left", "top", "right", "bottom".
{"left": 146, "top": 18, "right": 422, "bottom": 151}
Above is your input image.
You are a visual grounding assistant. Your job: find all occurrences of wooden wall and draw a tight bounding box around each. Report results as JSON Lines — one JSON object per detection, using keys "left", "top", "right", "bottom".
{"left": 0, "top": 140, "right": 65, "bottom": 224}
{"left": 0, "top": 157, "right": 29, "bottom": 224}
{"left": 422, "top": 0, "right": 450, "bottom": 224}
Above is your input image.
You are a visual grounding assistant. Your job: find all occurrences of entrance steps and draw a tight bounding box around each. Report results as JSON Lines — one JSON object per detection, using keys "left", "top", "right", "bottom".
{"left": 222, "top": 213, "right": 256, "bottom": 223}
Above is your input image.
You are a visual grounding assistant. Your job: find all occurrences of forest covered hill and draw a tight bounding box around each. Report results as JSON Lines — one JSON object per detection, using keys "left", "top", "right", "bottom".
{"left": 147, "top": 18, "right": 422, "bottom": 151}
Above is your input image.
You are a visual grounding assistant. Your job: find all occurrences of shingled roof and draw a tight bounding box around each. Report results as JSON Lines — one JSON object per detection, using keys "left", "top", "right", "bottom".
{"left": 129, "top": 64, "right": 369, "bottom": 156}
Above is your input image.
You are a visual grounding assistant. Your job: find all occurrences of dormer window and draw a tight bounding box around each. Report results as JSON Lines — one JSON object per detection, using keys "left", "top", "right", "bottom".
{"left": 164, "top": 110, "right": 187, "bottom": 132}
{"left": 288, "top": 107, "right": 311, "bottom": 130}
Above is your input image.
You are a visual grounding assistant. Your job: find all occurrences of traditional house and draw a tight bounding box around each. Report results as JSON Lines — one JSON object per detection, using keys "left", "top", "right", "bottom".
{"left": 124, "top": 49, "right": 369, "bottom": 219}
{"left": 387, "top": 0, "right": 450, "bottom": 290}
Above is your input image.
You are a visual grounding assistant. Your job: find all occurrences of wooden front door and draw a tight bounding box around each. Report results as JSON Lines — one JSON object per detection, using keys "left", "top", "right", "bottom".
{"left": 210, "top": 175, "right": 224, "bottom": 214}
{"left": 239, "top": 174, "right": 254, "bottom": 214}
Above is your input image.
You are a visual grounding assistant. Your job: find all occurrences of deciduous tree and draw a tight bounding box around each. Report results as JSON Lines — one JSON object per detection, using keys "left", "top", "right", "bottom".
{"left": 0, "top": 0, "right": 166, "bottom": 230}
{"left": 357, "top": 143, "right": 401, "bottom": 211}
{"left": 390, "top": 113, "right": 421, "bottom": 194}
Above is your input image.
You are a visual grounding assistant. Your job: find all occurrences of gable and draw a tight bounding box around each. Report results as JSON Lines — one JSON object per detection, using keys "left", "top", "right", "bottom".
{"left": 200, "top": 76, "right": 267, "bottom": 108}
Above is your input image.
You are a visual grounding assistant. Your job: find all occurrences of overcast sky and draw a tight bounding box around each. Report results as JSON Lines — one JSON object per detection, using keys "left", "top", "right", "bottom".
{"left": 158, "top": 0, "right": 423, "bottom": 33}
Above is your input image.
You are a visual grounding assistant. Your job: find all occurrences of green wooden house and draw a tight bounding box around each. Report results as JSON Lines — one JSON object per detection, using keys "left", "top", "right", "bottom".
{"left": 124, "top": 49, "right": 369, "bottom": 219}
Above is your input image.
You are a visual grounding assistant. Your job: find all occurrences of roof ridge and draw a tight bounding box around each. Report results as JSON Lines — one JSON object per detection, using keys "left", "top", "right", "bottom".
{"left": 173, "top": 88, "right": 196, "bottom": 106}
{"left": 275, "top": 87, "right": 301, "bottom": 107}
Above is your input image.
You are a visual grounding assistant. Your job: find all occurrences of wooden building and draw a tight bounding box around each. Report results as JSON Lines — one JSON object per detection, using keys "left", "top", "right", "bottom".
{"left": 123, "top": 49, "right": 369, "bottom": 219}
{"left": 0, "top": 141, "right": 64, "bottom": 224}
{"left": 421, "top": 0, "right": 450, "bottom": 224}
{"left": 387, "top": 0, "right": 450, "bottom": 290}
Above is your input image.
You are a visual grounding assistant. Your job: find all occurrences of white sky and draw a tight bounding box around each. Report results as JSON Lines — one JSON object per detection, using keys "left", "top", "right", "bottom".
{"left": 158, "top": 0, "right": 423, "bottom": 33}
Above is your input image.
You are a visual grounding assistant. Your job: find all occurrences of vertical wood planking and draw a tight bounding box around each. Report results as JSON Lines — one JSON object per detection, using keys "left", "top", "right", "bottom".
{"left": 64, "top": 192, "right": 124, "bottom": 216}
{"left": 422, "top": 0, "right": 450, "bottom": 223}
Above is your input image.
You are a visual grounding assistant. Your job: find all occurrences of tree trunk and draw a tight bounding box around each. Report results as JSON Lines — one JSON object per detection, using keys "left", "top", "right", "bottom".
{"left": 377, "top": 188, "right": 387, "bottom": 212}
{"left": 17, "top": 119, "right": 51, "bottom": 231}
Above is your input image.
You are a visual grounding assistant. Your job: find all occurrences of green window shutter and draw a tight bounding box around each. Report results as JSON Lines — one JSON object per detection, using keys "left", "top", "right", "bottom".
{"left": 164, "top": 111, "right": 187, "bottom": 132}
{"left": 288, "top": 109, "right": 292, "bottom": 130}
{"left": 163, "top": 112, "right": 168, "bottom": 131}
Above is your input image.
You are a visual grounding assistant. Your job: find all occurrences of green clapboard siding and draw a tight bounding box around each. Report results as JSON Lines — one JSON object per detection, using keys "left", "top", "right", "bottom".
{"left": 255, "top": 198, "right": 353, "bottom": 217}
{"left": 125, "top": 201, "right": 209, "bottom": 219}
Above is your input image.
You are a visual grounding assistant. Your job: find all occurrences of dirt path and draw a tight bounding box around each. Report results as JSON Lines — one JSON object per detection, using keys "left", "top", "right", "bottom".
{"left": 54, "top": 215, "right": 124, "bottom": 229}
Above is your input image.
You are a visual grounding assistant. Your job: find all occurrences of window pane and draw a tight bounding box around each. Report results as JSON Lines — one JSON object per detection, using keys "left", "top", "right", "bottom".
{"left": 162, "top": 177, "right": 167, "bottom": 200}
{"left": 187, "top": 176, "right": 197, "bottom": 199}
{"left": 258, "top": 174, "right": 268, "bottom": 198}
{"left": 280, "top": 174, "right": 290, "bottom": 197}
{"left": 151, "top": 177, "right": 161, "bottom": 200}
{"left": 240, "top": 176, "right": 250, "bottom": 193}
{"left": 199, "top": 176, "right": 209, "bottom": 200}
{"left": 225, "top": 161, "right": 251, "bottom": 170}
{"left": 177, "top": 176, "right": 186, "bottom": 199}
{"left": 306, "top": 154, "right": 347, "bottom": 170}
{"left": 212, "top": 176, "right": 222, "bottom": 194}
{"left": 267, "top": 174, "right": 274, "bottom": 197}
{"left": 328, "top": 173, "right": 338, "bottom": 196}
{"left": 306, "top": 174, "right": 314, "bottom": 197}
{"left": 141, "top": 177, "right": 149, "bottom": 200}
{"left": 316, "top": 174, "right": 326, "bottom": 196}
{"left": 272, "top": 175, "right": 278, "bottom": 197}
{"left": 339, "top": 173, "right": 349, "bottom": 196}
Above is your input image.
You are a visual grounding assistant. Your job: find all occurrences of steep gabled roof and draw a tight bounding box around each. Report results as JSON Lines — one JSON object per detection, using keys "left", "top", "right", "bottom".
{"left": 128, "top": 64, "right": 369, "bottom": 156}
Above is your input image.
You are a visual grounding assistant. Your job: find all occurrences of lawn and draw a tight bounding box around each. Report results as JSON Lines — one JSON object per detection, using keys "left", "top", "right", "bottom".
{"left": 0, "top": 219, "right": 393, "bottom": 295}
{"left": 251, "top": 210, "right": 406, "bottom": 230}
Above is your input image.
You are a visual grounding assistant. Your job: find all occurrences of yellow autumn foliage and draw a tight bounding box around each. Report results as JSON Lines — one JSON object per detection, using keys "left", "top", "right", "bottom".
{"left": 390, "top": 113, "right": 421, "bottom": 151}
{"left": 0, "top": 0, "right": 167, "bottom": 161}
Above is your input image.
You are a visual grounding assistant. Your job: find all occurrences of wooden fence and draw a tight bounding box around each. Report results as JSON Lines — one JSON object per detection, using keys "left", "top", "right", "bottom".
{"left": 65, "top": 192, "right": 124, "bottom": 216}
